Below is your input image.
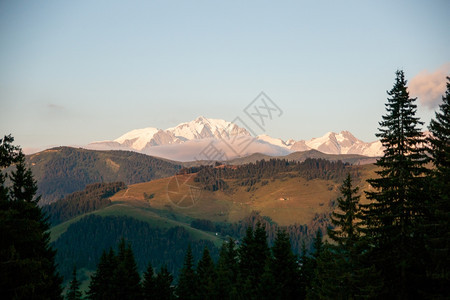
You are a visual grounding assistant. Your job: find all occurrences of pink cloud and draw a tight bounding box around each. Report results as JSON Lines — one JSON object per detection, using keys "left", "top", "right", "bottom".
{"left": 409, "top": 63, "right": 450, "bottom": 109}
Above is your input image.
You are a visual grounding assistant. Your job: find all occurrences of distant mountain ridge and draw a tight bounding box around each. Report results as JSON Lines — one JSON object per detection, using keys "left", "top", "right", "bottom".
{"left": 87, "top": 116, "right": 383, "bottom": 161}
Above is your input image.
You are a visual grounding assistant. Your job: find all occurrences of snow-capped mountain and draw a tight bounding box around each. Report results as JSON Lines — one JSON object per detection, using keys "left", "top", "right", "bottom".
{"left": 300, "top": 131, "right": 383, "bottom": 157}
{"left": 87, "top": 116, "right": 383, "bottom": 161}
{"left": 91, "top": 116, "right": 252, "bottom": 152}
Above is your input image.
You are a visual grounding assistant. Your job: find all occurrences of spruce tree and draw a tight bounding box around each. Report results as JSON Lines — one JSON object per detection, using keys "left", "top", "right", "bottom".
{"left": 214, "top": 238, "right": 238, "bottom": 300}
{"left": 142, "top": 262, "right": 156, "bottom": 300}
{"left": 66, "top": 267, "right": 82, "bottom": 300}
{"left": 362, "top": 70, "right": 429, "bottom": 298}
{"left": 298, "top": 242, "right": 312, "bottom": 299}
{"left": 264, "top": 229, "right": 300, "bottom": 300}
{"left": 87, "top": 248, "right": 117, "bottom": 299}
{"left": 308, "top": 243, "right": 340, "bottom": 300}
{"left": 196, "top": 247, "right": 216, "bottom": 300}
{"left": 113, "top": 239, "right": 142, "bottom": 299}
{"left": 176, "top": 245, "right": 197, "bottom": 300}
{"left": 327, "top": 174, "right": 361, "bottom": 298}
{"left": 0, "top": 136, "right": 63, "bottom": 299}
{"left": 154, "top": 265, "right": 174, "bottom": 300}
{"left": 306, "top": 229, "right": 325, "bottom": 299}
{"left": 426, "top": 76, "right": 450, "bottom": 297}
{"left": 313, "top": 174, "right": 381, "bottom": 299}
{"left": 329, "top": 174, "right": 361, "bottom": 251}
{"left": 237, "top": 223, "right": 269, "bottom": 299}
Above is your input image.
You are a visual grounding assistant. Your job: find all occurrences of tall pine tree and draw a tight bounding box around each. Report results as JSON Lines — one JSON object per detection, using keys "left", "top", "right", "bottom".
{"left": 264, "top": 229, "right": 300, "bottom": 300}
{"left": 362, "top": 70, "right": 429, "bottom": 299}
{"left": 196, "top": 247, "right": 216, "bottom": 300}
{"left": 237, "top": 223, "right": 269, "bottom": 299}
{"left": 426, "top": 76, "right": 450, "bottom": 297}
{"left": 314, "top": 174, "right": 381, "bottom": 299}
{"left": 327, "top": 174, "right": 362, "bottom": 298}
{"left": 154, "top": 265, "right": 174, "bottom": 300}
{"left": 113, "top": 239, "right": 142, "bottom": 299}
{"left": 142, "top": 262, "right": 156, "bottom": 300}
{"left": 298, "top": 242, "right": 312, "bottom": 299}
{"left": 0, "top": 136, "right": 63, "bottom": 299}
{"left": 214, "top": 238, "right": 238, "bottom": 299}
{"left": 87, "top": 248, "right": 117, "bottom": 300}
{"left": 176, "top": 245, "right": 197, "bottom": 300}
{"left": 66, "top": 267, "right": 82, "bottom": 300}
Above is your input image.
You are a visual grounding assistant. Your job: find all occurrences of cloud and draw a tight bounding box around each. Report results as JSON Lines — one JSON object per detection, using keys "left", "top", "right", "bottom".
{"left": 409, "top": 63, "right": 450, "bottom": 109}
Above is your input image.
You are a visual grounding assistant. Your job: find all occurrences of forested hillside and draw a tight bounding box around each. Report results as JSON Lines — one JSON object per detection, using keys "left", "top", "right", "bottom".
{"left": 188, "top": 158, "right": 355, "bottom": 192}
{"left": 42, "top": 182, "right": 127, "bottom": 226}
{"left": 53, "top": 215, "right": 219, "bottom": 282}
{"left": 26, "top": 147, "right": 182, "bottom": 203}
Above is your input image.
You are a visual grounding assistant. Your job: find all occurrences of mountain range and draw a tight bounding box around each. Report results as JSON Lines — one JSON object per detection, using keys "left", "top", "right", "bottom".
{"left": 87, "top": 116, "right": 383, "bottom": 161}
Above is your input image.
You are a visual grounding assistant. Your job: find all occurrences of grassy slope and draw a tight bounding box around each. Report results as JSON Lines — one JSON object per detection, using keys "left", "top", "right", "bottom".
{"left": 109, "top": 163, "right": 379, "bottom": 226}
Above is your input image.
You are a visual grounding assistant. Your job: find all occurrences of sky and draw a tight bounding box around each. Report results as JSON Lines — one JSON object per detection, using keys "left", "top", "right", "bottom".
{"left": 1, "top": 0, "right": 449, "bottom": 153}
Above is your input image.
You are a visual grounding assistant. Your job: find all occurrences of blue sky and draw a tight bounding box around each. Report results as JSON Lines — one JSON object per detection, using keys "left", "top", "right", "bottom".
{"left": 1, "top": 0, "right": 449, "bottom": 152}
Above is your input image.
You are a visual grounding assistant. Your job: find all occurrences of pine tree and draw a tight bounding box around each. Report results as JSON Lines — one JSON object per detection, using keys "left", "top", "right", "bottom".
{"left": 362, "top": 70, "right": 429, "bottom": 298}
{"left": 214, "top": 238, "right": 238, "bottom": 300}
{"left": 264, "top": 229, "right": 300, "bottom": 300}
{"left": 313, "top": 174, "right": 382, "bottom": 299}
{"left": 298, "top": 242, "right": 312, "bottom": 299}
{"left": 306, "top": 229, "right": 325, "bottom": 299}
{"left": 426, "top": 76, "right": 450, "bottom": 297}
{"left": 196, "top": 247, "right": 216, "bottom": 300}
{"left": 142, "top": 262, "right": 156, "bottom": 300}
{"left": 0, "top": 137, "right": 63, "bottom": 299}
{"left": 113, "top": 239, "right": 142, "bottom": 299}
{"left": 66, "top": 267, "right": 82, "bottom": 300}
{"left": 237, "top": 223, "right": 269, "bottom": 299}
{"left": 176, "top": 245, "right": 197, "bottom": 300}
{"left": 329, "top": 174, "right": 361, "bottom": 251}
{"left": 87, "top": 248, "right": 117, "bottom": 299}
{"left": 327, "top": 174, "right": 361, "bottom": 298}
{"left": 154, "top": 265, "right": 174, "bottom": 300}
{"left": 308, "top": 243, "right": 340, "bottom": 300}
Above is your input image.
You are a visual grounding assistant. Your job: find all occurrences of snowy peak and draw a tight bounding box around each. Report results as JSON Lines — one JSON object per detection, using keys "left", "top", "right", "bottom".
{"left": 114, "top": 127, "right": 160, "bottom": 150}
{"left": 88, "top": 117, "right": 384, "bottom": 161}
{"left": 302, "top": 131, "right": 382, "bottom": 156}
{"left": 168, "top": 116, "right": 251, "bottom": 141}
{"left": 95, "top": 116, "right": 252, "bottom": 152}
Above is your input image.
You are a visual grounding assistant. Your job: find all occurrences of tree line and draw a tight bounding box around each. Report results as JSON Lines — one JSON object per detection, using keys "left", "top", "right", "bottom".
{"left": 185, "top": 158, "right": 353, "bottom": 192}
{"left": 42, "top": 182, "right": 126, "bottom": 226}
